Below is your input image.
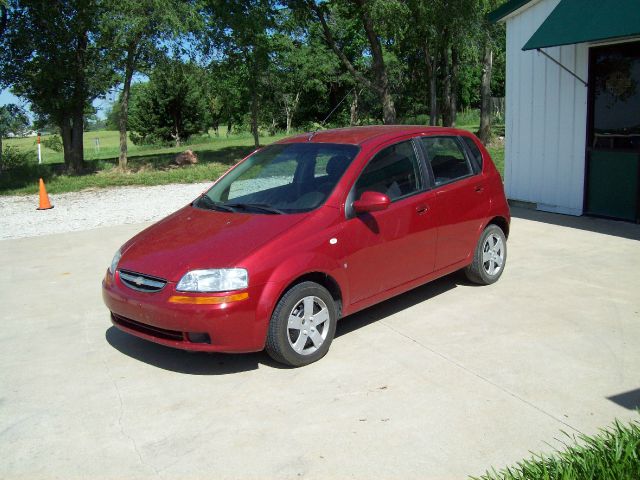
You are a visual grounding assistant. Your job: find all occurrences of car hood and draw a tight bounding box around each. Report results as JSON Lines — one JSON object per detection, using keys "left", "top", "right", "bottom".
{"left": 118, "top": 205, "right": 306, "bottom": 282}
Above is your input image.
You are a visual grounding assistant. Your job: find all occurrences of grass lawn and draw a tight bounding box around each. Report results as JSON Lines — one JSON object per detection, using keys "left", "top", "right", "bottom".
{"left": 1, "top": 123, "right": 505, "bottom": 195}
{"left": 474, "top": 419, "right": 640, "bottom": 480}
{"left": 1, "top": 129, "right": 287, "bottom": 195}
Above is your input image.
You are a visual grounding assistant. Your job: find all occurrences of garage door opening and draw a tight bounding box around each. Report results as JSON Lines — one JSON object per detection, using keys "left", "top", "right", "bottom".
{"left": 586, "top": 41, "right": 640, "bottom": 222}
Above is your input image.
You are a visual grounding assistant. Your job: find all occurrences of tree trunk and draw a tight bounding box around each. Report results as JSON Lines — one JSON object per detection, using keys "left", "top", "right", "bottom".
{"left": 425, "top": 45, "right": 438, "bottom": 126}
{"left": 284, "top": 91, "right": 300, "bottom": 135}
{"left": 284, "top": 96, "right": 292, "bottom": 135}
{"left": 227, "top": 119, "right": 232, "bottom": 137}
{"left": 355, "top": 0, "right": 396, "bottom": 124}
{"left": 172, "top": 115, "right": 181, "bottom": 147}
{"left": 250, "top": 81, "right": 259, "bottom": 148}
{"left": 60, "top": 119, "right": 73, "bottom": 170}
{"left": 285, "top": 108, "right": 292, "bottom": 135}
{"left": 380, "top": 86, "right": 395, "bottom": 125}
{"left": 449, "top": 45, "right": 460, "bottom": 127}
{"left": 441, "top": 42, "right": 453, "bottom": 127}
{"left": 311, "top": 0, "right": 396, "bottom": 124}
{"left": 69, "top": 110, "right": 85, "bottom": 173}
{"left": 478, "top": 41, "right": 493, "bottom": 145}
{"left": 350, "top": 90, "right": 359, "bottom": 126}
{"left": 118, "top": 43, "right": 137, "bottom": 170}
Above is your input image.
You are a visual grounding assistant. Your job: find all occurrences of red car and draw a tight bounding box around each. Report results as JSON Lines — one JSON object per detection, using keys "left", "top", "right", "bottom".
{"left": 103, "top": 126, "right": 510, "bottom": 367}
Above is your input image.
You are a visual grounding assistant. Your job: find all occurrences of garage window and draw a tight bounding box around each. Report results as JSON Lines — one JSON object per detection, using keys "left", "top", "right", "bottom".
{"left": 421, "top": 137, "right": 473, "bottom": 186}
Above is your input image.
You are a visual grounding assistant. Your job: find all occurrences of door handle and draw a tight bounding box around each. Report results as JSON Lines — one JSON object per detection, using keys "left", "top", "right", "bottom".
{"left": 474, "top": 185, "right": 485, "bottom": 193}
{"left": 416, "top": 205, "right": 429, "bottom": 215}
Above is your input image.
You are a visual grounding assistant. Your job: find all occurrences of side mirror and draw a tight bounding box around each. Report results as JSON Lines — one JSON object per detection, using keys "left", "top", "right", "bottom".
{"left": 352, "top": 191, "right": 390, "bottom": 214}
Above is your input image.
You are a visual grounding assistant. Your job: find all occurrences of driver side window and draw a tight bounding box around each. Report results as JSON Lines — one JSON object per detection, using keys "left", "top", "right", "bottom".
{"left": 355, "top": 140, "right": 422, "bottom": 201}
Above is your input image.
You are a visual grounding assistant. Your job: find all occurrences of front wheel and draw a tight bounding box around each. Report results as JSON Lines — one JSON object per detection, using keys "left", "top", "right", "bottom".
{"left": 265, "top": 282, "right": 338, "bottom": 367}
{"left": 465, "top": 224, "right": 507, "bottom": 285}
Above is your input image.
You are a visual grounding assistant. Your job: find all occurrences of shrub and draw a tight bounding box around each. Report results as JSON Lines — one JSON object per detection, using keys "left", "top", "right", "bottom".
{"left": 41, "top": 134, "right": 63, "bottom": 152}
{"left": 0, "top": 145, "right": 33, "bottom": 172}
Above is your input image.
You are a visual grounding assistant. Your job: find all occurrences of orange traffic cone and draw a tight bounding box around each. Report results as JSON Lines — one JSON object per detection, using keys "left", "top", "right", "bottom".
{"left": 37, "top": 178, "right": 54, "bottom": 210}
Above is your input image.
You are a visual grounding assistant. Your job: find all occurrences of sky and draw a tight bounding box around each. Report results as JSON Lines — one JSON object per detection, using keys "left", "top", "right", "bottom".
{"left": 0, "top": 88, "right": 115, "bottom": 120}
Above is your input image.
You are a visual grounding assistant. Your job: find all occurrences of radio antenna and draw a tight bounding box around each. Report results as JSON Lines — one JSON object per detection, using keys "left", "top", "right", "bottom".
{"left": 308, "top": 87, "right": 357, "bottom": 141}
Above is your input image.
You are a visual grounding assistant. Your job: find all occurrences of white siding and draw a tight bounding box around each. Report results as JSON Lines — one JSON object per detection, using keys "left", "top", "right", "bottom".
{"left": 504, "top": 0, "right": 589, "bottom": 215}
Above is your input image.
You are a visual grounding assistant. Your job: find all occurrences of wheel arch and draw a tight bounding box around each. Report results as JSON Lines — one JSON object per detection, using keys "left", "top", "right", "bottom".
{"left": 278, "top": 272, "right": 344, "bottom": 318}
{"left": 487, "top": 215, "right": 510, "bottom": 238}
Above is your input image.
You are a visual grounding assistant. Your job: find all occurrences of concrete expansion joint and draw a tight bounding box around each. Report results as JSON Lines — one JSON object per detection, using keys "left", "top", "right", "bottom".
{"left": 102, "top": 352, "right": 163, "bottom": 479}
{"left": 380, "top": 321, "right": 584, "bottom": 435}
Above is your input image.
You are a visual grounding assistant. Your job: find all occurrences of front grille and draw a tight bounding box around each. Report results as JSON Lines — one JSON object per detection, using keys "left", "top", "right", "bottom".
{"left": 119, "top": 270, "right": 167, "bottom": 292}
{"left": 112, "top": 313, "right": 184, "bottom": 341}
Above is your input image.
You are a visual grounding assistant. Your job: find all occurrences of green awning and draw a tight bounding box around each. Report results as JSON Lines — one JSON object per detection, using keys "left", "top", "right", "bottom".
{"left": 523, "top": 0, "right": 640, "bottom": 51}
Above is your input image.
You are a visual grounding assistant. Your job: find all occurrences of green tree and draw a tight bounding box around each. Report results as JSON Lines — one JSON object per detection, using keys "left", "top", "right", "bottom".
{"left": 104, "top": 101, "right": 121, "bottom": 131}
{"left": 101, "top": 0, "right": 195, "bottom": 169}
{"left": 0, "top": 0, "right": 115, "bottom": 172}
{"left": 200, "top": 0, "right": 275, "bottom": 148}
{"left": 294, "top": 0, "right": 409, "bottom": 124}
{"left": 128, "top": 60, "right": 208, "bottom": 146}
{"left": 477, "top": 0, "right": 505, "bottom": 144}
{"left": 204, "top": 59, "right": 249, "bottom": 136}
{"left": 269, "top": 13, "right": 340, "bottom": 133}
{"left": 0, "top": 103, "right": 30, "bottom": 164}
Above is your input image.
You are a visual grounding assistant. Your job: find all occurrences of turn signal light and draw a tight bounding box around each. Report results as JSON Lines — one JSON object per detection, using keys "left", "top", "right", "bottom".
{"left": 168, "top": 292, "right": 249, "bottom": 305}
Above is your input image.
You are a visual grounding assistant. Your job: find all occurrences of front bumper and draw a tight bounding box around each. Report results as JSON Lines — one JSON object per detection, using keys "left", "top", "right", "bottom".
{"left": 102, "top": 269, "right": 273, "bottom": 353}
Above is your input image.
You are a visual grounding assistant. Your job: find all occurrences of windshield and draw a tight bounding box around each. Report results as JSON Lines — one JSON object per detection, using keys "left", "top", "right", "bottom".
{"left": 195, "top": 143, "right": 359, "bottom": 214}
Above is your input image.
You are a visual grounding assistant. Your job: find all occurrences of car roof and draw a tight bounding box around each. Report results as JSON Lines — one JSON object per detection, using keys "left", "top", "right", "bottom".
{"left": 276, "top": 125, "right": 473, "bottom": 147}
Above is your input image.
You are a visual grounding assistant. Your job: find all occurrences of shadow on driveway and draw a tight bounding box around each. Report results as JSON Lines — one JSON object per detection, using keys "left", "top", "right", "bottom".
{"left": 105, "top": 327, "right": 279, "bottom": 375}
{"left": 511, "top": 206, "right": 640, "bottom": 241}
{"left": 106, "top": 273, "right": 464, "bottom": 373}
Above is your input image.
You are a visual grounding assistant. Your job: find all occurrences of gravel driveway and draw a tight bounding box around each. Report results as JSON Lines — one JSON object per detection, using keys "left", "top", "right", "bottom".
{"left": 0, "top": 182, "right": 212, "bottom": 240}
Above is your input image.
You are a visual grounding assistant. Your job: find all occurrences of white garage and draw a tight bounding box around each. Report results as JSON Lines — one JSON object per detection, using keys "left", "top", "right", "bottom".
{"left": 489, "top": 0, "right": 640, "bottom": 222}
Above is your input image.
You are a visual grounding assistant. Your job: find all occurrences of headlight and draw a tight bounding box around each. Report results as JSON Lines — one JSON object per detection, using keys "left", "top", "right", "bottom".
{"left": 176, "top": 269, "right": 248, "bottom": 292}
{"left": 109, "top": 249, "right": 122, "bottom": 274}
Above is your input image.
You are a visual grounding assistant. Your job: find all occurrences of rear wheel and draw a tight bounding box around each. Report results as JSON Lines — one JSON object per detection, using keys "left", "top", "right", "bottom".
{"left": 265, "top": 282, "right": 337, "bottom": 367}
{"left": 465, "top": 224, "right": 507, "bottom": 285}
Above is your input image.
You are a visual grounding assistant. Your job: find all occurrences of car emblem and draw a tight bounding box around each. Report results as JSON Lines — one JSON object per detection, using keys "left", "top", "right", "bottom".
{"left": 134, "top": 276, "right": 144, "bottom": 286}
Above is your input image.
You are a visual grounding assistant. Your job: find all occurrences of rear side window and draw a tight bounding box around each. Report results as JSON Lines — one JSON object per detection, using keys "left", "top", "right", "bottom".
{"left": 421, "top": 136, "right": 473, "bottom": 186}
{"left": 355, "top": 140, "right": 422, "bottom": 201}
{"left": 462, "top": 136, "right": 483, "bottom": 173}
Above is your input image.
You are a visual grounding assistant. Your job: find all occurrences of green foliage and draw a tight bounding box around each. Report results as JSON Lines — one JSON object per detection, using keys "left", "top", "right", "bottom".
{"left": 41, "top": 135, "right": 63, "bottom": 153}
{"left": 0, "top": 0, "right": 116, "bottom": 171}
{"left": 0, "top": 145, "right": 33, "bottom": 171}
{"left": 128, "top": 62, "right": 209, "bottom": 146}
{"left": 473, "top": 419, "right": 640, "bottom": 480}
{"left": 104, "top": 101, "right": 121, "bottom": 131}
{"left": 1, "top": 0, "right": 508, "bottom": 171}
{"left": 0, "top": 104, "right": 30, "bottom": 137}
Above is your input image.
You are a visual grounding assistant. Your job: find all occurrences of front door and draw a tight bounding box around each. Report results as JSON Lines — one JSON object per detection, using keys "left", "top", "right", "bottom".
{"left": 586, "top": 41, "right": 640, "bottom": 222}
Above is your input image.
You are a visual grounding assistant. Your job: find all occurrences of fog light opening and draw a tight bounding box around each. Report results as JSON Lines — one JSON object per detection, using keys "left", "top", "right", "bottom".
{"left": 187, "top": 332, "right": 211, "bottom": 344}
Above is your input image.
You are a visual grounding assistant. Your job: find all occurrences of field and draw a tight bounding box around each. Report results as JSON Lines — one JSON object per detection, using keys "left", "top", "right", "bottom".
{"left": 1, "top": 122, "right": 504, "bottom": 196}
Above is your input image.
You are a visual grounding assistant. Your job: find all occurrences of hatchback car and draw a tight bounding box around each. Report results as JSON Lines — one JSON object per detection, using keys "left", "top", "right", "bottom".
{"left": 103, "top": 126, "right": 510, "bottom": 367}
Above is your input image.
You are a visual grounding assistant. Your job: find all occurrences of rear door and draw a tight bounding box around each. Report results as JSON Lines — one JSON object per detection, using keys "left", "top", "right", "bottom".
{"left": 419, "top": 136, "right": 489, "bottom": 271}
{"left": 341, "top": 138, "right": 438, "bottom": 304}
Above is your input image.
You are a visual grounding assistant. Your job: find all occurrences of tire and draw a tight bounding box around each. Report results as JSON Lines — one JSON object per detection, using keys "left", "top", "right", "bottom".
{"left": 465, "top": 224, "right": 507, "bottom": 285}
{"left": 265, "top": 281, "right": 338, "bottom": 367}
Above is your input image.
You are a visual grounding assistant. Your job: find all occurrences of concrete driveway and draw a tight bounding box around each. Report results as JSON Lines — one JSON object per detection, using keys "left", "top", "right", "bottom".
{"left": 1, "top": 208, "right": 639, "bottom": 479}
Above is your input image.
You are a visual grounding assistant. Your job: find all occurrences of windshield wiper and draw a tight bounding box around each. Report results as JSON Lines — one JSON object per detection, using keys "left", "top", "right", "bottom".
{"left": 224, "top": 202, "right": 284, "bottom": 215}
{"left": 194, "top": 194, "right": 236, "bottom": 212}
